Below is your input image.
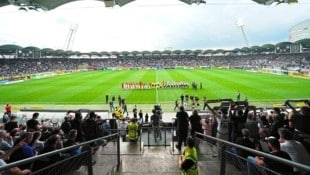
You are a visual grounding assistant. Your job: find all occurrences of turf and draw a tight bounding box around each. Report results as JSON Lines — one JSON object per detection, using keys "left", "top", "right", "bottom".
{"left": 0, "top": 69, "right": 309, "bottom": 107}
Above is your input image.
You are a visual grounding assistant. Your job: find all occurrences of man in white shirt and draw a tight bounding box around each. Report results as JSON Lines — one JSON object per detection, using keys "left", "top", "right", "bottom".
{"left": 278, "top": 127, "right": 310, "bottom": 174}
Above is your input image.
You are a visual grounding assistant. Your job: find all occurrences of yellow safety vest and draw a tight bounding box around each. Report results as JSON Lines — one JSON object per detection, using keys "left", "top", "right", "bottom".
{"left": 128, "top": 122, "right": 138, "bottom": 140}
{"left": 181, "top": 147, "right": 198, "bottom": 175}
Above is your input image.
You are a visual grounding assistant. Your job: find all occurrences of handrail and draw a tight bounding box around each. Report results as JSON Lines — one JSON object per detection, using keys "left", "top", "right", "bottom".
{"left": 194, "top": 132, "right": 310, "bottom": 173}
{"left": 0, "top": 133, "right": 120, "bottom": 172}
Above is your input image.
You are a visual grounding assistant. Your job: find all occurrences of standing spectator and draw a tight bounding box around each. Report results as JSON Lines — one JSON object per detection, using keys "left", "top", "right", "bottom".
{"left": 60, "top": 116, "right": 71, "bottom": 137}
{"left": 70, "top": 111, "right": 85, "bottom": 143}
{"left": 151, "top": 110, "right": 161, "bottom": 142}
{"left": 236, "top": 91, "right": 240, "bottom": 101}
{"left": 118, "top": 95, "right": 122, "bottom": 107}
{"left": 205, "top": 102, "right": 232, "bottom": 142}
{"left": 178, "top": 137, "right": 198, "bottom": 175}
{"left": 109, "top": 101, "right": 115, "bottom": 112}
{"left": 111, "top": 95, "right": 116, "bottom": 103}
{"left": 269, "top": 108, "right": 285, "bottom": 139}
{"left": 189, "top": 109, "right": 203, "bottom": 138}
{"left": 201, "top": 117, "right": 212, "bottom": 142}
{"left": 175, "top": 106, "right": 189, "bottom": 151}
{"left": 244, "top": 112, "right": 259, "bottom": 142}
{"left": 82, "top": 111, "right": 98, "bottom": 143}
{"left": 5, "top": 104, "right": 12, "bottom": 116}
{"left": 132, "top": 105, "right": 138, "bottom": 118}
{"left": 105, "top": 93, "right": 109, "bottom": 104}
{"left": 123, "top": 102, "right": 128, "bottom": 114}
{"left": 138, "top": 110, "right": 143, "bottom": 123}
{"left": 174, "top": 100, "right": 179, "bottom": 111}
{"left": 119, "top": 118, "right": 128, "bottom": 141}
{"left": 144, "top": 113, "right": 149, "bottom": 123}
{"left": 4, "top": 114, "right": 19, "bottom": 136}
{"left": 26, "top": 112, "right": 41, "bottom": 132}
{"left": 127, "top": 118, "right": 139, "bottom": 142}
{"left": 180, "top": 94, "right": 184, "bottom": 106}
{"left": 230, "top": 104, "right": 248, "bottom": 143}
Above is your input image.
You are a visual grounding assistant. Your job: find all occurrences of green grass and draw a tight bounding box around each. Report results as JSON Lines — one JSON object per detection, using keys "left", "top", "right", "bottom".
{"left": 0, "top": 69, "right": 309, "bottom": 107}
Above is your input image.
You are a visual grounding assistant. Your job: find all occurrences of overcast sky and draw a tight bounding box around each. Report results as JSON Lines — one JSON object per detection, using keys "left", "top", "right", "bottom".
{"left": 0, "top": 0, "right": 309, "bottom": 52}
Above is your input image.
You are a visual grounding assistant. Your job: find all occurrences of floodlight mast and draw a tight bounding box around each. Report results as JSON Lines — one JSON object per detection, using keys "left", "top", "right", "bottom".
{"left": 64, "top": 24, "right": 78, "bottom": 51}
{"left": 236, "top": 19, "right": 250, "bottom": 47}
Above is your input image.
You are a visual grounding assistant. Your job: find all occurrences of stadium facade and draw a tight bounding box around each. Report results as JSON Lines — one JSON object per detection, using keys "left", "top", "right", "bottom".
{"left": 289, "top": 19, "right": 310, "bottom": 42}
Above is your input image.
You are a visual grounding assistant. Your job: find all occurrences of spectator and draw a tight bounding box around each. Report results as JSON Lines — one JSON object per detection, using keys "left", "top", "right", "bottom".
{"left": 230, "top": 104, "right": 248, "bottom": 143}
{"left": 30, "top": 131, "right": 44, "bottom": 153}
{"left": 5, "top": 104, "right": 12, "bottom": 116}
{"left": 175, "top": 106, "right": 189, "bottom": 151}
{"left": 234, "top": 128, "right": 255, "bottom": 158}
{"left": 127, "top": 118, "right": 139, "bottom": 142}
{"left": 119, "top": 118, "right": 128, "bottom": 141}
{"left": 82, "top": 111, "right": 98, "bottom": 142}
{"left": 0, "top": 129, "right": 13, "bottom": 151}
{"left": 151, "top": 109, "right": 161, "bottom": 142}
{"left": 70, "top": 111, "right": 85, "bottom": 142}
{"left": 26, "top": 112, "right": 41, "bottom": 132}
{"left": 247, "top": 137, "right": 293, "bottom": 175}
{"left": 189, "top": 109, "right": 203, "bottom": 138}
{"left": 60, "top": 115, "right": 71, "bottom": 137}
{"left": 32, "top": 134, "right": 63, "bottom": 171}
{"left": 278, "top": 127, "right": 310, "bottom": 174}
{"left": 178, "top": 137, "right": 198, "bottom": 175}
{"left": 0, "top": 141, "right": 31, "bottom": 175}
{"left": 4, "top": 114, "right": 19, "bottom": 137}
{"left": 63, "top": 129, "right": 82, "bottom": 156}
{"left": 8, "top": 132, "right": 35, "bottom": 170}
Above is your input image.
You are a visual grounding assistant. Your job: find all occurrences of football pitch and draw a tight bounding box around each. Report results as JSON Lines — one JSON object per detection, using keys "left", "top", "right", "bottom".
{"left": 0, "top": 68, "right": 309, "bottom": 110}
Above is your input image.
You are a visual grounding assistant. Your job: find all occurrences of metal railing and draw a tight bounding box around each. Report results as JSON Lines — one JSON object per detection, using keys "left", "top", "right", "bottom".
{"left": 0, "top": 133, "right": 120, "bottom": 175}
{"left": 194, "top": 132, "right": 310, "bottom": 175}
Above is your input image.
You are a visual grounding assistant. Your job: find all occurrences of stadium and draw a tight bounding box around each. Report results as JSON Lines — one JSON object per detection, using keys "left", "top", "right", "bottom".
{"left": 0, "top": 0, "right": 310, "bottom": 175}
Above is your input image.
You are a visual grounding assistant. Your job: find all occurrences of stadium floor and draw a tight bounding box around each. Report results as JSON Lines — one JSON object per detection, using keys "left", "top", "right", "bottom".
{"left": 76, "top": 136, "right": 242, "bottom": 175}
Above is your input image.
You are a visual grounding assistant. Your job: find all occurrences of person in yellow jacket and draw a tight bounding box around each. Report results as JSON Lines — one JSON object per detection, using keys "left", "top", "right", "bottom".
{"left": 127, "top": 118, "right": 139, "bottom": 141}
{"left": 178, "top": 137, "right": 198, "bottom": 175}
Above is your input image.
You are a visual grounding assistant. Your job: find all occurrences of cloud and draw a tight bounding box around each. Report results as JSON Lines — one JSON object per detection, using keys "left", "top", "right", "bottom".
{"left": 0, "top": 0, "right": 309, "bottom": 52}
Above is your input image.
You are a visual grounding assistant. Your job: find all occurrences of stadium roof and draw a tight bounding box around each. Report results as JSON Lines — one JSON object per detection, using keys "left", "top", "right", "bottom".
{"left": 1, "top": 40, "right": 309, "bottom": 58}
{"left": 0, "top": 0, "right": 299, "bottom": 11}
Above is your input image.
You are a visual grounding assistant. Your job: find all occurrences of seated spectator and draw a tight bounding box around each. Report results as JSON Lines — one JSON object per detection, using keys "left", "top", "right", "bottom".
{"left": 32, "top": 134, "right": 63, "bottom": 171}
{"left": 234, "top": 128, "right": 255, "bottom": 158}
{"left": 0, "top": 141, "right": 31, "bottom": 175}
{"left": 256, "top": 127, "right": 269, "bottom": 152}
{"left": 0, "top": 129, "right": 14, "bottom": 151}
{"left": 30, "top": 131, "right": 44, "bottom": 153}
{"left": 278, "top": 127, "right": 310, "bottom": 174}
{"left": 8, "top": 132, "right": 35, "bottom": 170}
{"left": 100, "top": 120, "right": 111, "bottom": 137}
{"left": 247, "top": 137, "right": 293, "bottom": 175}
{"left": 63, "top": 129, "right": 82, "bottom": 156}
